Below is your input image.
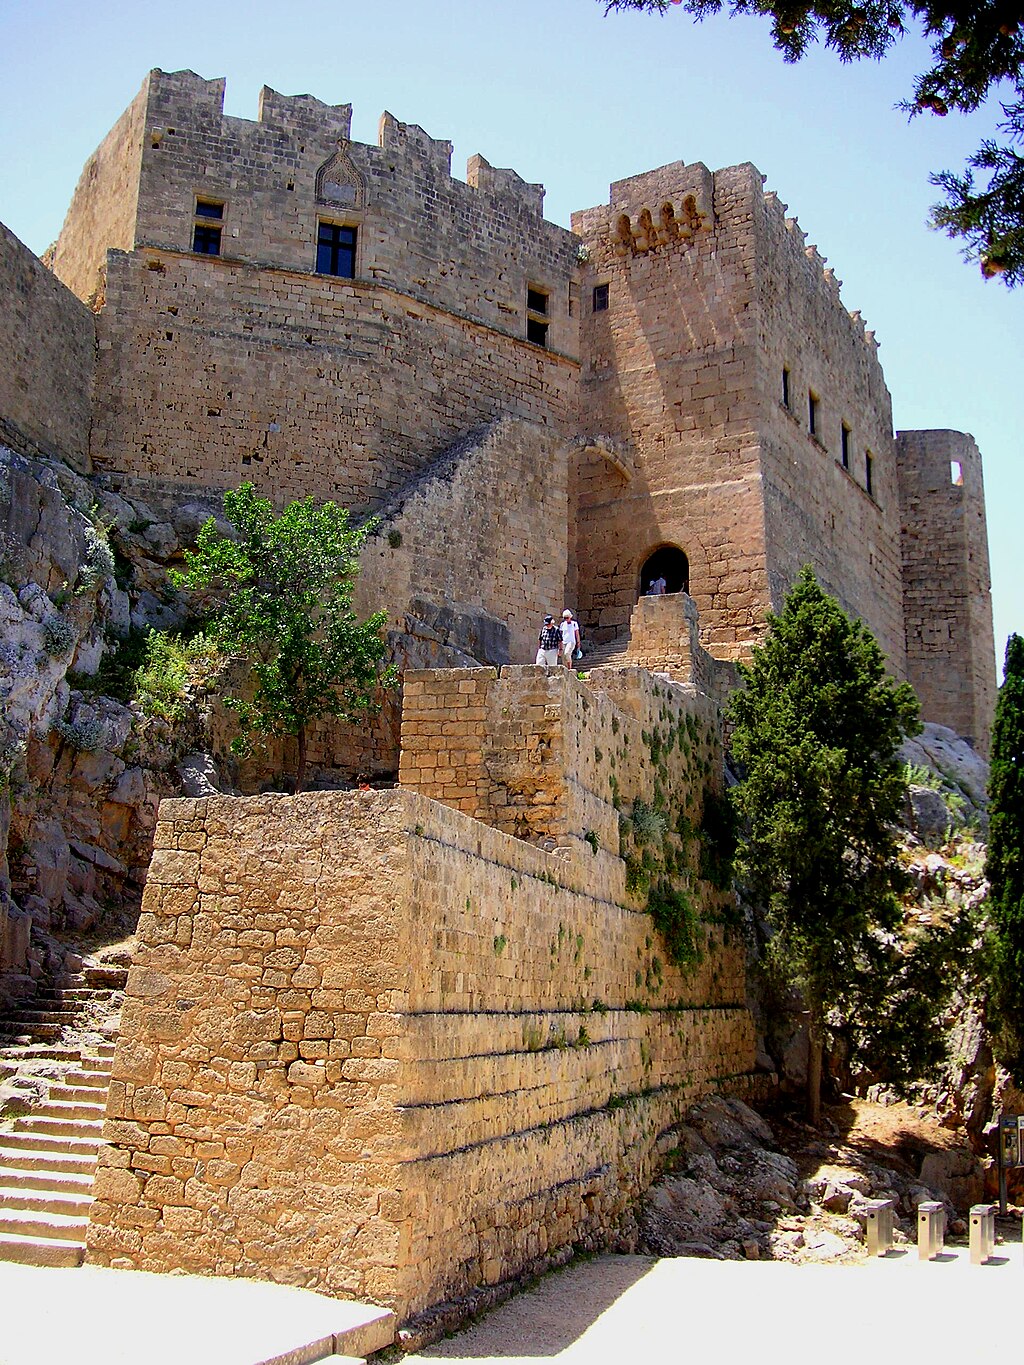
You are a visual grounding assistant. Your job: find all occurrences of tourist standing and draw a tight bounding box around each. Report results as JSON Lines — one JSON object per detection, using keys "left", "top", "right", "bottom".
{"left": 560, "top": 609, "right": 581, "bottom": 667}
{"left": 536, "top": 614, "right": 561, "bottom": 667}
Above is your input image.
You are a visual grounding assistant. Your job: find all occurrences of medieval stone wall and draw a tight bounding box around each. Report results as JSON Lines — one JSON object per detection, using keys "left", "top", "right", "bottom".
{"left": 89, "top": 246, "right": 577, "bottom": 508}
{"left": 0, "top": 222, "right": 95, "bottom": 471}
{"left": 753, "top": 189, "right": 907, "bottom": 673}
{"left": 895, "top": 430, "right": 996, "bottom": 751}
{"left": 48, "top": 69, "right": 580, "bottom": 510}
{"left": 87, "top": 669, "right": 756, "bottom": 1320}
{"left": 48, "top": 82, "right": 148, "bottom": 305}
{"left": 571, "top": 162, "right": 770, "bottom": 653}
{"left": 356, "top": 418, "right": 569, "bottom": 667}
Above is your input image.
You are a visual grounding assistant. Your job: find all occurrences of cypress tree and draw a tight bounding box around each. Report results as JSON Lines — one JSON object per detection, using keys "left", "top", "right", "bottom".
{"left": 987, "top": 634, "right": 1024, "bottom": 1080}
{"left": 729, "top": 566, "right": 921, "bottom": 1123}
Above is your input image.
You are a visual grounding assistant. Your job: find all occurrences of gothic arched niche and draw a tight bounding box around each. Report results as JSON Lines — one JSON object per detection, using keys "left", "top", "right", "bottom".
{"left": 315, "top": 144, "right": 365, "bottom": 210}
{"left": 640, "top": 545, "right": 689, "bottom": 596}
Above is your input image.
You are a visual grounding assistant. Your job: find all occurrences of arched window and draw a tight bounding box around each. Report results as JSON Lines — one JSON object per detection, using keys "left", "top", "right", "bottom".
{"left": 640, "top": 545, "right": 689, "bottom": 597}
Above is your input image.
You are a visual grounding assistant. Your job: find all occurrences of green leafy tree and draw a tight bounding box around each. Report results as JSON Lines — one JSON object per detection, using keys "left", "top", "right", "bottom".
{"left": 728, "top": 566, "right": 921, "bottom": 1122}
{"left": 986, "top": 634, "right": 1024, "bottom": 1079}
{"left": 172, "top": 484, "right": 395, "bottom": 793}
{"left": 600, "top": 0, "right": 1024, "bottom": 284}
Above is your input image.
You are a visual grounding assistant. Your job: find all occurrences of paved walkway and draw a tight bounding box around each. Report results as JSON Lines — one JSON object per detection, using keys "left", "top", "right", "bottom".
{"left": 0, "top": 1260, "right": 394, "bottom": 1365}
{"left": 1, "top": 1247, "right": 1017, "bottom": 1365}
{"left": 409, "top": 1248, "right": 1021, "bottom": 1363}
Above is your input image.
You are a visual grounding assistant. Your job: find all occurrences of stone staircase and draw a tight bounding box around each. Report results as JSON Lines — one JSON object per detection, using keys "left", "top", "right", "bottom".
{"left": 578, "top": 629, "right": 632, "bottom": 671}
{"left": 0, "top": 964, "right": 127, "bottom": 1266}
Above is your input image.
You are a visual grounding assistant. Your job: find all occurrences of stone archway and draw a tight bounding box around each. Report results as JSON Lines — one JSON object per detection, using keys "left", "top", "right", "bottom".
{"left": 639, "top": 545, "right": 689, "bottom": 596}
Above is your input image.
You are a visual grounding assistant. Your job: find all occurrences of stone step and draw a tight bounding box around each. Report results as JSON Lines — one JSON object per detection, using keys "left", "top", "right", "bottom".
{"left": 0, "top": 1164, "right": 95, "bottom": 1194}
{"left": 48, "top": 1083, "right": 109, "bottom": 1104}
{"left": 66, "top": 1066, "right": 112, "bottom": 1087}
{"left": 12, "top": 1115, "right": 104, "bottom": 1140}
{"left": 0, "top": 1023, "right": 66, "bottom": 1043}
{"left": 0, "top": 1143, "right": 99, "bottom": 1175}
{"left": 34, "top": 1098, "right": 107, "bottom": 1121}
{"left": 84, "top": 966, "right": 129, "bottom": 989}
{"left": 34, "top": 990, "right": 115, "bottom": 1006}
{"left": 3, "top": 1126, "right": 102, "bottom": 1154}
{"left": 0, "top": 1016, "right": 80, "bottom": 1034}
{"left": 0, "top": 1186, "right": 93, "bottom": 1218}
{"left": 0, "top": 1230, "right": 84, "bottom": 1266}
{"left": 0, "top": 1207, "right": 89, "bottom": 1241}
{"left": 0, "top": 1045, "right": 85, "bottom": 1064}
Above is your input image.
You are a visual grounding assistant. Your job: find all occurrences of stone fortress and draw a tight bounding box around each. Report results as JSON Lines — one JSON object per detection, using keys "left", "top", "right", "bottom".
{"left": 0, "top": 67, "right": 999, "bottom": 1329}
{"left": 1, "top": 66, "right": 996, "bottom": 746}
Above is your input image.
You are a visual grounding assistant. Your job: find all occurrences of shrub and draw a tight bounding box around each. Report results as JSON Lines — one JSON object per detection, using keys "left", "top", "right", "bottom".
{"left": 53, "top": 715, "right": 106, "bottom": 752}
{"left": 42, "top": 615, "right": 76, "bottom": 659}
{"left": 133, "top": 629, "right": 223, "bottom": 720}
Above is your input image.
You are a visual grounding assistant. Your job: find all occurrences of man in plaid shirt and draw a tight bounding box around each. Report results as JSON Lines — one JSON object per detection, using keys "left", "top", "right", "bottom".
{"left": 535, "top": 614, "right": 561, "bottom": 667}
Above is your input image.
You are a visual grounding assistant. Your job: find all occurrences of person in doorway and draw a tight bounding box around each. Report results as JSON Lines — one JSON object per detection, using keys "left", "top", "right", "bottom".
{"left": 536, "top": 614, "right": 561, "bottom": 667}
{"left": 650, "top": 575, "right": 667, "bottom": 596}
{"left": 560, "top": 609, "right": 581, "bottom": 668}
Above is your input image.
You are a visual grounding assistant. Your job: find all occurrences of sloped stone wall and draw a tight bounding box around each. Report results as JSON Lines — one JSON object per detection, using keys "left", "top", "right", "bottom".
{"left": 0, "top": 222, "right": 95, "bottom": 471}
{"left": 88, "top": 668, "right": 757, "bottom": 1321}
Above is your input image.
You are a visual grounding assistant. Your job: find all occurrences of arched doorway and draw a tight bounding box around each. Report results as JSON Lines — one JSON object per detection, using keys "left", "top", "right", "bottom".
{"left": 639, "top": 545, "right": 689, "bottom": 596}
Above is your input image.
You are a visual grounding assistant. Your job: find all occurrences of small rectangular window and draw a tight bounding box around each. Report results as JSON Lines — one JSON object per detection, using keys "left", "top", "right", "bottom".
{"left": 192, "top": 224, "right": 221, "bottom": 255}
{"left": 865, "top": 450, "right": 874, "bottom": 498}
{"left": 808, "top": 391, "right": 819, "bottom": 437}
{"left": 317, "top": 222, "right": 357, "bottom": 278}
{"left": 782, "top": 367, "right": 790, "bottom": 408}
{"left": 195, "top": 200, "right": 224, "bottom": 220}
{"left": 593, "top": 283, "right": 609, "bottom": 312}
{"left": 841, "top": 422, "right": 851, "bottom": 470}
{"left": 527, "top": 286, "right": 549, "bottom": 315}
{"left": 526, "top": 316, "right": 549, "bottom": 347}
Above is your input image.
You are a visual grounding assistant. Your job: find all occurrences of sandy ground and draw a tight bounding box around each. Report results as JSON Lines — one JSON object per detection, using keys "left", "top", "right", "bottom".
{"left": 407, "top": 1247, "right": 1022, "bottom": 1364}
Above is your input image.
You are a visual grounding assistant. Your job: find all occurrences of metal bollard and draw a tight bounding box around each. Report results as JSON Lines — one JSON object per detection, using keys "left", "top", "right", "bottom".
{"left": 969, "top": 1203, "right": 997, "bottom": 1264}
{"left": 917, "top": 1201, "right": 945, "bottom": 1260}
{"left": 865, "top": 1198, "right": 895, "bottom": 1257}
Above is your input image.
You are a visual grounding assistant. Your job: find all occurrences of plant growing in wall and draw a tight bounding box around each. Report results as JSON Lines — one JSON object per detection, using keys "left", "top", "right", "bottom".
{"left": 728, "top": 566, "right": 921, "bottom": 1125}
{"left": 986, "top": 634, "right": 1024, "bottom": 1080}
{"left": 173, "top": 483, "right": 396, "bottom": 792}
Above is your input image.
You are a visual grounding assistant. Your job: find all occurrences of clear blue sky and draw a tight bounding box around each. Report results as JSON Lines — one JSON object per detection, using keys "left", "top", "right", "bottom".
{"left": 2, "top": 0, "right": 1020, "bottom": 676}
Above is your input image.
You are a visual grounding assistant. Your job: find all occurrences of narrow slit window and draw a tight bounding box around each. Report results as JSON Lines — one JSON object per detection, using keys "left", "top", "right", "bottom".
{"left": 782, "top": 366, "right": 791, "bottom": 408}
{"left": 841, "top": 422, "right": 851, "bottom": 470}
{"left": 316, "top": 222, "right": 357, "bottom": 278}
{"left": 865, "top": 450, "right": 874, "bottom": 498}
{"left": 593, "top": 283, "right": 609, "bottom": 312}
{"left": 526, "top": 284, "right": 550, "bottom": 347}
{"left": 951, "top": 460, "right": 963, "bottom": 485}
{"left": 808, "top": 390, "right": 819, "bottom": 438}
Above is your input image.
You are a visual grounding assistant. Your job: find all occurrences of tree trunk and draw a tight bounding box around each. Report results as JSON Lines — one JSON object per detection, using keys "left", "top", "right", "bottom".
{"left": 295, "top": 726, "right": 307, "bottom": 795}
{"left": 807, "top": 1011, "right": 823, "bottom": 1127}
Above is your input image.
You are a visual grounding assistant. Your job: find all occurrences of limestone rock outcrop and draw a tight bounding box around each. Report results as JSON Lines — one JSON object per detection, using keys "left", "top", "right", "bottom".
{"left": 0, "top": 444, "right": 223, "bottom": 1006}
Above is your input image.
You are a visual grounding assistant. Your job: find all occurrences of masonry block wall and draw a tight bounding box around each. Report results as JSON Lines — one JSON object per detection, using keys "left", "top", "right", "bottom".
{"left": 0, "top": 223, "right": 95, "bottom": 471}
{"left": 88, "top": 669, "right": 756, "bottom": 1320}
{"left": 356, "top": 418, "right": 569, "bottom": 666}
{"left": 47, "top": 81, "right": 148, "bottom": 305}
{"left": 754, "top": 189, "right": 906, "bottom": 673}
{"left": 399, "top": 663, "right": 723, "bottom": 863}
{"left": 49, "top": 68, "right": 580, "bottom": 508}
{"left": 895, "top": 430, "right": 996, "bottom": 751}
{"left": 572, "top": 162, "right": 768, "bottom": 655}
{"left": 571, "top": 161, "right": 908, "bottom": 674}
